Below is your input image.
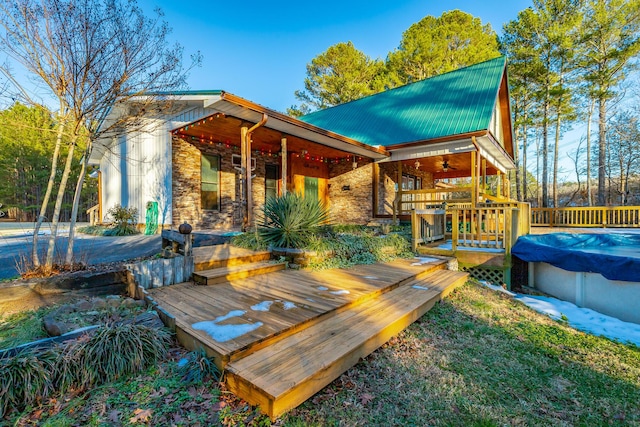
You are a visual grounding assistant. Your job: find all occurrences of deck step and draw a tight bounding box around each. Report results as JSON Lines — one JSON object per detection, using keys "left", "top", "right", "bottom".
{"left": 193, "top": 261, "right": 287, "bottom": 285}
{"left": 194, "top": 246, "right": 271, "bottom": 272}
{"left": 224, "top": 269, "right": 468, "bottom": 419}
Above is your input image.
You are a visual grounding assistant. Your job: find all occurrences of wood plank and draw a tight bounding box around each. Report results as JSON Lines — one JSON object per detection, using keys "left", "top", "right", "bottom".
{"left": 193, "top": 261, "right": 286, "bottom": 285}
{"left": 225, "top": 270, "right": 468, "bottom": 418}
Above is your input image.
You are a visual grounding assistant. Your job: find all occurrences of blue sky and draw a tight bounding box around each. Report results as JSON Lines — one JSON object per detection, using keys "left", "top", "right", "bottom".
{"left": 140, "top": 0, "right": 533, "bottom": 112}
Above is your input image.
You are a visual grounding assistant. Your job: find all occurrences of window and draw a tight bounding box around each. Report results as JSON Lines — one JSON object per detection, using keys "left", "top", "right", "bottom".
{"left": 201, "top": 154, "right": 220, "bottom": 211}
{"left": 265, "top": 164, "right": 279, "bottom": 201}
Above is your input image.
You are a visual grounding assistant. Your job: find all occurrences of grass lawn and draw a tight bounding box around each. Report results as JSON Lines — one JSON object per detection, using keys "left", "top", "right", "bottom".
{"left": 4, "top": 282, "right": 639, "bottom": 426}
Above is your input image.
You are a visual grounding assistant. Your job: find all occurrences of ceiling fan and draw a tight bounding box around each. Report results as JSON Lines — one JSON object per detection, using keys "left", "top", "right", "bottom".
{"left": 442, "top": 160, "right": 456, "bottom": 172}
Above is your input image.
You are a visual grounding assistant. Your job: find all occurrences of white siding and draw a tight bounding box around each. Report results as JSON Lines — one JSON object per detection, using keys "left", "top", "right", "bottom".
{"left": 100, "top": 106, "right": 216, "bottom": 225}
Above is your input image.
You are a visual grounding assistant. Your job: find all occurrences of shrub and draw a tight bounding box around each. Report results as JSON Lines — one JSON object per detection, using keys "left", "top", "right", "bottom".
{"left": 0, "top": 323, "right": 170, "bottom": 417}
{"left": 0, "top": 349, "right": 55, "bottom": 417}
{"left": 258, "top": 192, "right": 330, "bottom": 249}
{"left": 178, "top": 348, "right": 220, "bottom": 385}
{"left": 106, "top": 204, "right": 139, "bottom": 235}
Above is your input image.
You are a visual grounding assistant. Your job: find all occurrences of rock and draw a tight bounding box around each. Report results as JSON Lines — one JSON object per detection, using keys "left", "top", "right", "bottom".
{"left": 74, "top": 300, "right": 92, "bottom": 311}
{"left": 43, "top": 315, "right": 72, "bottom": 336}
{"left": 122, "top": 298, "right": 137, "bottom": 308}
{"left": 56, "top": 304, "right": 74, "bottom": 315}
{"left": 107, "top": 298, "right": 121, "bottom": 307}
{"left": 91, "top": 298, "right": 107, "bottom": 309}
{"left": 134, "top": 299, "right": 147, "bottom": 307}
{"left": 105, "top": 295, "right": 121, "bottom": 300}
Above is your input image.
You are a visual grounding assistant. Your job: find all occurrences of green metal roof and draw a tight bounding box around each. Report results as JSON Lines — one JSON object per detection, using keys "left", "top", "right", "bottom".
{"left": 299, "top": 56, "right": 506, "bottom": 147}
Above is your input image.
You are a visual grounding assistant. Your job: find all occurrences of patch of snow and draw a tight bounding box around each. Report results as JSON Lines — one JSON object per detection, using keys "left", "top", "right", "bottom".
{"left": 515, "top": 295, "right": 640, "bottom": 347}
{"left": 330, "top": 290, "right": 350, "bottom": 295}
{"left": 364, "top": 276, "right": 379, "bottom": 280}
{"left": 317, "top": 286, "right": 328, "bottom": 291}
{"left": 412, "top": 285, "right": 430, "bottom": 290}
{"left": 192, "top": 310, "right": 263, "bottom": 343}
{"left": 282, "top": 301, "right": 297, "bottom": 310}
{"left": 478, "top": 280, "right": 516, "bottom": 297}
{"left": 251, "top": 301, "right": 273, "bottom": 312}
{"left": 411, "top": 257, "right": 438, "bottom": 266}
{"left": 306, "top": 298, "right": 315, "bottom": 302}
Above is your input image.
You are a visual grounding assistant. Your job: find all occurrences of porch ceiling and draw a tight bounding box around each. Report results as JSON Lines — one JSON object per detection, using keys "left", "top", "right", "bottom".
{"left": 173, "top": 113, "right": 371, "bottom": 160}
{"left": 173, "top": 93, "right": 390, "bottom": 160}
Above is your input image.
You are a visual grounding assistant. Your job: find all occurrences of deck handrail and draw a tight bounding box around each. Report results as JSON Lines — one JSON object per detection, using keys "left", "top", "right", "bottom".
{"left": 531, "top": 206, "right": 640, "bottom": 228}
{"left": 411, "top": 202, "right": 531, "bottom": 254}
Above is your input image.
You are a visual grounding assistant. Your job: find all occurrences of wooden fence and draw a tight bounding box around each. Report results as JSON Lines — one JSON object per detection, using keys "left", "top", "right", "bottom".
{"left": 531, "top": 206, "right": 640, "bottom": 228}
{"left": 126, "top": 255, "right": 194, "bottom": 291}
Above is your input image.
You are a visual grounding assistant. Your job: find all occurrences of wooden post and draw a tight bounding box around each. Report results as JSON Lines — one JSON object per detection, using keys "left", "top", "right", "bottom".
{"left": 481, "top": 158, "right": 487, "bottom": 200}
{"left": 98, "top": 170, "right": 103, "bottom": 224}
{"left": 411, "top": 209, "right": 418, "bottom": 252}
{"left": 281, "top": 137, "right": 287, "bottom": 195}
{"left": 241, "top": 126, "right": 250, "bottom": 230}
{"left": 470, "top": 151, "right": 477, "bottom": 207}
{"left": 372, "top": 162, "right": 379, "bottom": 218}
{"left": 496, "top": 171, "right": 502, "bottom": 199}
{"left": 451, "top": 208, "right": 459, "bottom": 252}
{"left": 393, "top": 161, "right": 403, "bottom": 224}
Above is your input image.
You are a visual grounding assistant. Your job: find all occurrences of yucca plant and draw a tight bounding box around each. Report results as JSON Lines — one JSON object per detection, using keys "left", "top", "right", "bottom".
{"left": 258, "top": 192, "right": 330, "bottom": 249}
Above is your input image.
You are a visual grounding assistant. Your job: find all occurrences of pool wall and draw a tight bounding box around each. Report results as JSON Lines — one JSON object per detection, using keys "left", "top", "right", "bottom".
{"left": 529, "top": 262, "right": 640, "bottom": 324}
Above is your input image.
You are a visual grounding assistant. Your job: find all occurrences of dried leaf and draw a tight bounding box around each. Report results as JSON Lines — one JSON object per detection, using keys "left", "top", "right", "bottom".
{"left": 211, "top": 401, "right": 227, "bottom": 411}
{"left": 360, "top": 393, "right": 374, "bottom": 405}
{"left": 129, "top": 408, "right": 153, "bottom": 424}
{"left": 108, "top": 409, "right": 121, "bottom": 423}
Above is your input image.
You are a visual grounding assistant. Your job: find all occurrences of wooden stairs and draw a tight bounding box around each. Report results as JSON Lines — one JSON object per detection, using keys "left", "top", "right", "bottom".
{"left": 193, "top": 260, "right": 287, "bottom": 285}
{"left": 224, "top": 268, "right": 468, "bottom": 419}
{"left": 149, "top": 250, "right": 468, "bottom": 420}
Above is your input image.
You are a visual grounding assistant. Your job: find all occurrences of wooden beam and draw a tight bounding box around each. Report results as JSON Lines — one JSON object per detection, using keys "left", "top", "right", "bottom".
{"left": 470, "top": 151, "right": 477, "bottom": 207}
{"left": 98, "top": 170, "right": 103, "bottom": 224}
{"left": 241, "top": 126, "right": 249, "bottom": 230}
{"left": 281, "top": 137, "right": 287, "bottom": 195}
{"left": 372, "top": 162, "right": 379, "bottom": 217}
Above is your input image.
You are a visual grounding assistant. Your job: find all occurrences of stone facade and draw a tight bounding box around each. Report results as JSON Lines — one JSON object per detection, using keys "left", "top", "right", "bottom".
{"left": 171, "top": 137, "right": 278, "bottom": 230}
{"left": 328, "top": 159, "right": 373, "bottom": 224}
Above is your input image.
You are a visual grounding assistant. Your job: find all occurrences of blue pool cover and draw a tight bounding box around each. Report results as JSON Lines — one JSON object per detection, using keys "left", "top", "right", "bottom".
{"left": 512, "top": 233, "right": 640, "bottom": 282}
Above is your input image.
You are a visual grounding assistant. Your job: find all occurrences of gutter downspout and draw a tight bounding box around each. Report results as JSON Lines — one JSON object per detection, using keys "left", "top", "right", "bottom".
{"left": 242, "top": 113, "right": 268, "bottom": 230}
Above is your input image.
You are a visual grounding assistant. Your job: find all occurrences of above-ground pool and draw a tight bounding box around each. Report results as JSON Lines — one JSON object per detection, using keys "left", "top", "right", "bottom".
{"left": 512, "top": 233, "right": 640, "bottom": 324}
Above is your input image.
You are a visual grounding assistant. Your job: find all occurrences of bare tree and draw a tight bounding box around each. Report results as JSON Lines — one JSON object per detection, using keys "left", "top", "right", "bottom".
{"left": 0, "top": 0, "right": 200, "bottom": 270}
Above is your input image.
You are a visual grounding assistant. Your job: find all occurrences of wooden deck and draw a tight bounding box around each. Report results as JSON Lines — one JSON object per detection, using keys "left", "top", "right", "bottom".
{"left": 147, "top": 255, "right": 468, "bottom": 418}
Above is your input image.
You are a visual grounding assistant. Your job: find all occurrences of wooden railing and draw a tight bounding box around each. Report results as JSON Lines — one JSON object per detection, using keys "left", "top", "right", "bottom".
{"left": 411, "top": 202, "right": 531, "bottom": 255}
{"left": 86, "top": 204, "right": 100, "bottom": 225}
{"left": 531, "top": 206, "right": 640, "bottom": 228}
{"left": 397, "top": 187, "right": 473, "bottom": 216}
{"left": 411, "top": 208, "right": 446, "bottom": 251}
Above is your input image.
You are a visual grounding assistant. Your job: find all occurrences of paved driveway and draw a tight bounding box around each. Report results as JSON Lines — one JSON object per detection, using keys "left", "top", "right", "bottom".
{"left": 0, "top": 223, "right": 162, "bottom": 280}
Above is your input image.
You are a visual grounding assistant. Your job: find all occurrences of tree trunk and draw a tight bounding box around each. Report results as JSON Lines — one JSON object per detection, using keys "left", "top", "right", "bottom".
{"left": 514, "top": 123, "right": 522, "bottom": 202}
{"left": 586, "top": 98, "right": 593, "bottom": 206}
{"left": 66, "top": 141, "right": 91, "bottom": 264}
{"left": 542, "top": 99, "right": 549, "bottom": 208}
{"left": 522, "top": 111, "right": 528, "bottom": 201}
{"left": 597, "top": 97, "right": 607, "bottom": 206}
{"left": 45, "top": 134, "right": 77, "bottom": 269}
{"left": 553, "top": 111, "right": 561, "bottom": 208}
{"left": 32, "top": 114, "right": 65, "bottom": 266}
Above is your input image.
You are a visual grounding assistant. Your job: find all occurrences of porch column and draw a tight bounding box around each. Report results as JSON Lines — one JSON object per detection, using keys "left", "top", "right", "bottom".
{"left": 281, "top": 137, "right": 287, "bottom": 195}
{"left": 393, "top": 161, "right": 403, "bottom": 223}
{"left": 496, "top": 171, "right": 502, "bottom": 199}
{"left": 471, "top": 151, "right": 477, "bottom": 207}
{"left": 482, "top": 158, "right": 487, "bottom": 199}
{"left": 241, "top": 126, "right": 250, "bottom": 229}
